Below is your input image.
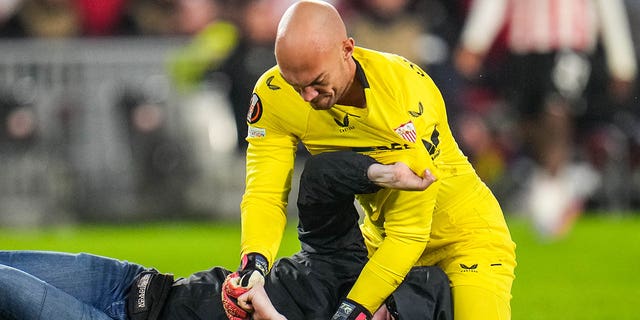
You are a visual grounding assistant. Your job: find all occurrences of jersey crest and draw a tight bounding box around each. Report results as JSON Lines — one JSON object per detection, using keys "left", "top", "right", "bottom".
{"left": 394, "top": 121, "right": 417, "bottom": 143}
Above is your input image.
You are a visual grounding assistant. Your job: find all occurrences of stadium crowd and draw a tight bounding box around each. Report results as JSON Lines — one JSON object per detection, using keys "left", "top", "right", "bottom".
{"left": 1, "top": 0, "right": 639, "bottom": 237}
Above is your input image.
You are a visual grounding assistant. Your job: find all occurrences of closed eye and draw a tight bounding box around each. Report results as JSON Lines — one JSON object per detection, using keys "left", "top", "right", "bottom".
{"left": 280, "top": 72, "right": 325, "bottom": 91}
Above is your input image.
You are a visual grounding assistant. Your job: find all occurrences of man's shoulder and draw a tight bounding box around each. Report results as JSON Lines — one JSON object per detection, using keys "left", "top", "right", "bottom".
{"left": 250, "top": 66, "right": 290, "bottom": 101}
{"left": 253, "top": 66, "right": 299, "bottom": 99}
{"left": 247, "top": 66, "right": 309, "bottom": 131}
{"left": 254, "top": 65, "right": 282, "bottom": 90}
{"left": 354, "top": 46, "right": 419, "bottom": 79}
{"left": 354, "top": 46, "right": 412, "bottom": 64}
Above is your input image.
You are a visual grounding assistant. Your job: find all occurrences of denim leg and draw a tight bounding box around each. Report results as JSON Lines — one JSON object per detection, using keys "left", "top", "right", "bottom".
{"left": 0, "top": 265, "right": 116, "bottom": 320}
{"left": 0, "top": 251, "right": 148, "bottom": 320}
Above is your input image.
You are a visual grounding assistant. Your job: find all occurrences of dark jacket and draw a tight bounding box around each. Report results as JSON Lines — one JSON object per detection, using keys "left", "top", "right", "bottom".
{"left": 128, "top": 151, "right": 452, "bottom": 320}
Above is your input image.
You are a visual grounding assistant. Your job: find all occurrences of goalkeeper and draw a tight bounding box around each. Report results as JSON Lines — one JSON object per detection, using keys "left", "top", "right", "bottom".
{"left": 0, "top": 151, "right": 451, "bottom": 320}
{"left": 235, "top": 1, "right": 517, "bottom": 319}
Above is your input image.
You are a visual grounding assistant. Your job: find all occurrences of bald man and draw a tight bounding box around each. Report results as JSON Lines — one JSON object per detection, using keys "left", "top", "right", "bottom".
{"left": 225, "top": 1, "right": 516, "bottom": 319}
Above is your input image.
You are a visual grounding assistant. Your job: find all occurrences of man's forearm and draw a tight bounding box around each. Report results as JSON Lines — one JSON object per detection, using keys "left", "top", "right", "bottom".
{"left": 367, "top": 162, "right": 436, "bottom": 190}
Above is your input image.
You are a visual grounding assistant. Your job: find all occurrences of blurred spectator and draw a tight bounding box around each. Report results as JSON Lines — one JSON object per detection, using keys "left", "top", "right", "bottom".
{"left": 338, "top": 0, "right": 462, "bottom": 68}
{"left": 215, "top": 0, "right": 293, "bottom": 152}
{"left": 164, "top": 0, "right": 292, "bottom": 215}
{"left": 0, "top": 0, "right": 81, "bottom": 38}
{"left": 0, "top": 0, "right": 22, "bottom": 24}
{"left": 0, "top": 87, "right": 38, "bottom": 149}
{"left": 115, "top": 83, "right": 192, "bottom": 216}
{"left": 455, "top": 0, "right": 637, "bottom": 239}
{"left": 168, "top": 0, "right": 237, "bottom": 91}
{"left": 171, "top": 0, "right": 291, "bottom": 152}
{"left": 74, "top": 0, "right": 128, "bottom": 37}
{"left": 166, "top": 1, "right": 241, "bottom": 208}
{"left": 578, "top": 19, "right": 639, "bottom": 212}
{"left": 337, "top": 0, "right": 469, "bottom": 117}
{"left": 107, "top": 0, "right": 221, "bottom": 215}
{"left": 340, "top": 0, "right": 428, "bottom": 65}
{"left": 121, "top": 0, "right": 176, "bottom": 36}
{"left": 173, "top": 0, "right": 219, "bottom": 35}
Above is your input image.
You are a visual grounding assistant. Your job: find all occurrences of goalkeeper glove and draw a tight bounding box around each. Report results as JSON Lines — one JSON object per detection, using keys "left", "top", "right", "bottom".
{"left": 331, "top": 299, "right": 372, "bottom": 320}
{"left": 221, "top": 253, "right": 269, "bottom": 320}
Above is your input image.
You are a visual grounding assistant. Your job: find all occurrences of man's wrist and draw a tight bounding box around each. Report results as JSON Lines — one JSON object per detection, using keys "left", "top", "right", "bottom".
{"left": 240, "top": 253, "right": 269, "bottom": 274}
{"left": 366, "top": 163, "right": 387, "bottom": 184}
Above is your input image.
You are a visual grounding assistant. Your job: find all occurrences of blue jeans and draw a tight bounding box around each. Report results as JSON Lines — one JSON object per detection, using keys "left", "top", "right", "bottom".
{"left": 0, "top": 251, "right": 147, "bottom": 320}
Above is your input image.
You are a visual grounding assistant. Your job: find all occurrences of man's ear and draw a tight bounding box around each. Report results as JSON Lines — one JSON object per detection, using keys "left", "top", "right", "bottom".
{"left": 342, "top": 38, "right": 355, "bottom": 60}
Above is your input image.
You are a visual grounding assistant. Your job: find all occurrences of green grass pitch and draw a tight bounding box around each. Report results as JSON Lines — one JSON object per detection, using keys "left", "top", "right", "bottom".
{"left": 1, "top": 214, "right": 638, "bottom": 319}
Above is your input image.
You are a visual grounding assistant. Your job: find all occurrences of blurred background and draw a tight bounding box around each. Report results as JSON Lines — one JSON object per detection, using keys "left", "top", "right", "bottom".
{"left": 0, "top": 0, "right": 638, "bottom": 239}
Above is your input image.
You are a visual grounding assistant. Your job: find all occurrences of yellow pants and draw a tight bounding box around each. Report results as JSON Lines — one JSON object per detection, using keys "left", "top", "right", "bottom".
{"left": 419, "top": 174, "right": 517, "bottom": 319}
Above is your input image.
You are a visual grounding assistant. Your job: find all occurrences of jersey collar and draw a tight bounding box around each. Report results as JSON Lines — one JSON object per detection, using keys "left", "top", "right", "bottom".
{"left": 353, "top": 58, "right": 370, "bottom": 89}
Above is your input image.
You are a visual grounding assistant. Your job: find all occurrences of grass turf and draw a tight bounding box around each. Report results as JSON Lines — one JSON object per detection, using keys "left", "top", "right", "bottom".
{"left": 1, "top": 214, "right": 638, "bottom": 319}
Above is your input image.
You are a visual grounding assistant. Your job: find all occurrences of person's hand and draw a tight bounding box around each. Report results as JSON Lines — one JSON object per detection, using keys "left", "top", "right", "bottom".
{"left": 372, "top": 304, "right": 394, "bottom": 320}
{"left": 454, "top": 47, "right": 484, "bottom": 79}
{"left": 609, "top": 77, "right": 634, "bottom": 104}
{"left": 367, "top": 162, "right": 436, "bottom": 191}
{"left": 237, "top": 285, "right": 287, "bottom": 320}
{"left": 222, "top": 253, "right": 269, "bottom": 320}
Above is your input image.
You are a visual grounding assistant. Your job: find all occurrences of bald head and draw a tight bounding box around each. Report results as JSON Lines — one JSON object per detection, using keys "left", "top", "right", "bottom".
{"left": 273, "top": 1, "right": 359, "bottom": 110}
{"left": 275, "top": 0, "right": 348, "bottom": 70}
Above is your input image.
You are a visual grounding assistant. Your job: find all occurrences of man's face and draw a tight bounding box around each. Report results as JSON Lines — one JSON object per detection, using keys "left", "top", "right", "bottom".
{"left": 279, "top": 45, "right": 350, "bottom": 110}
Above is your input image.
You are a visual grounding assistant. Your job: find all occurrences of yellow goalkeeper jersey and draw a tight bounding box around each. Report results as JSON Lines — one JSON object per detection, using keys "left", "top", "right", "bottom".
{"left": 241, "top": 46, "right": 477, "bottom": 312}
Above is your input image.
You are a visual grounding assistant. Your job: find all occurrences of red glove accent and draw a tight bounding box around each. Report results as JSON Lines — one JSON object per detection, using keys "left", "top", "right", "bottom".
{"left": 222, "top": 272, "right": 250, "bottom": 320}
{"left": 221, "top": 253, "right": 268, "bottom": 319}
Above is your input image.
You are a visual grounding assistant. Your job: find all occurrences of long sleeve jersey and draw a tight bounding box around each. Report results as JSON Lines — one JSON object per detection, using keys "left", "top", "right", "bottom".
{"left": 241, "top": 46, "right": 476, "bottom": 313}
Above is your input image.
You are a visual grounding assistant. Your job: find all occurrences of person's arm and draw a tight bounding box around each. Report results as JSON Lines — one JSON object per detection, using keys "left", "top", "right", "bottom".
{"left": 333, "top": 63, "right": 453, "bottom": 317}
{"left": 222, "top": 130, "right": 297, "bottom": 320}
{"left": 237, "top": 285, "right": 398, "bottom": 320}
{"left": 240, "top": 133, "right": 297, "bottom": 265}
{"left": 297, "top": 151, "right": 434, "bottom": 207}
{"left": 222, "top": 82, "right": 301, "bottom": 320}
{"left": 371, "top": 305, "right": 394, "bottom": 320}
{"left": 296, "top": 151, "right": 437, "bottom": 256}
{"left": 240, "top": 151, "right": 436, "bottom": 320}
{"left": 594, "top": 0, "right": 637, "bottom": 101}
{"left": 367, "top": 162, "right": 434, "bottom": 191}
{"left": 315, "top": 148, "right": 441, "bottom": 318}
{"left": 343, "top": 182, "right": 440, "bottom": 316}
{"left": 454, "top": 0, "right": 508, "bottom": 78}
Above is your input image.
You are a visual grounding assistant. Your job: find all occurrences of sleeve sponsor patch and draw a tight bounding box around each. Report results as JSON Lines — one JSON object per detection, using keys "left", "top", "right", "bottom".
{"left": 247, "top": 125, "right": 266, "bottom": 138}
{"left": 247, "top": 93, "right": 263, "bottom": 124}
